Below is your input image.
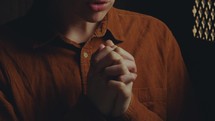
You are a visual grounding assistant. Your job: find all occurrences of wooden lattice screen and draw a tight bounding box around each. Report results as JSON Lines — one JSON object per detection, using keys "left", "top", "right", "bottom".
{"left": 192, "top": 0, "right": 215, "bottom": 42}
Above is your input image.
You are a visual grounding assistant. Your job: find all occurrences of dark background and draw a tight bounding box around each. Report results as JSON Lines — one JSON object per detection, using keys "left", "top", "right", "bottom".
{"left": 1, "top": 0, "right": 215, "bottom": 120}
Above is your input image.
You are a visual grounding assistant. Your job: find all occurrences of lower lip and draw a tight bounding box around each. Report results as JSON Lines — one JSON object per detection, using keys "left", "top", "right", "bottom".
{"left": 88, "top": 2, "right": 109, "bottom": 12}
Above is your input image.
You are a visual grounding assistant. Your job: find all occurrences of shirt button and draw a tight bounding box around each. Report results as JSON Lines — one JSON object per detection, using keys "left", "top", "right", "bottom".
{"left": 83, "top": 52, "right": 88, "bottom": 58}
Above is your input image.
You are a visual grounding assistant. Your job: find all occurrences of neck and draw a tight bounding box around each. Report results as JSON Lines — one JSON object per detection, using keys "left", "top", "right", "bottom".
{"left": 61, "top": 19, "right": 98, "bottom": 44}
{"left": 49, "top": 5, "right": 99, "bottom": 44}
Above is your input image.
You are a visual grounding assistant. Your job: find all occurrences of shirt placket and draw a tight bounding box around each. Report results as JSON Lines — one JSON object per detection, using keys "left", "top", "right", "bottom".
{"left": 80, "top": 43, "right": 93, "bottom": 95}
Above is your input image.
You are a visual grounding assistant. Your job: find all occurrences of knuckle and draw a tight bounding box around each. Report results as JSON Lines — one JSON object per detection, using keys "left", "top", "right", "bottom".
{"left": 119, "top": 73, "right": 137, "bottom": 84}
{"left": 109, "top": 52, "right": 122, "bottom": 63}
{"left": 118, "top": 75, "right": 124, "bottom": 81}
{"left": 120, "top": 64, "right": 128, "bottom": 73}
{"left": 123, "top": 91, "right": 132, "bottom": 99}
{"left": 131, "top": 75, "right": 136, "bottom": 81}
{"left": 109, "top": 51, "right": 115, "bottom": 59}
{"left": 103, "top": 46, "right": 112, "bottom": 52}
{"left": 129, "top": 61, "right": 137, "bottom": 73}
{"left": 91, "top": 56, "right": 100, "bottom": 64}
{"left": 118, "top": 88, "right": 131, "bottom": 99}
{"left": 103, "top": 67, "right": 110, "bottom": 74}
{"left": 129, "top": 73, "right": 137, "bottom": 81}
{"left": 107, "top": 80, "right": 115, "bottom": 87}
{"left": 134, "top": 66, "right": 137, "bottom": 73}
{"left": 109, "top": 51, "right": 116, "bottom": 59}
{"left": 121, "top": 91, "right": 131, "bottom": 99}
{"left": 113, "top": 64, "right": 127, "bottom": 75}
{"left": 130, "top": 67, "right": 136, "bottom": 73}
{"left": 116, "top": 82, "right": 125, "bottom": 91}
{"left": 116, "top": 58, "right": 123, "bottom": 65}
{"left": 130, "top": 76, "right": 135, "bottom": 82}
{"left": 93, "top": 57, "right": 100, "bottom": 64}
{"left": 132, "top": 73, "right": 137, "bottom": 80}
{"left": 119, "top": 75, "right": 131, "bottom": 84}
{"left": 130, "top": 55, "right": 135, "bottom": 61}
{"left": 114, "top": 47, "right": 122, "bottom": 53}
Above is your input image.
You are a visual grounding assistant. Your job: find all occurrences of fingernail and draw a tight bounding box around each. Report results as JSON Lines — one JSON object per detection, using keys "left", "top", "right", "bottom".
{"left": 106, "top": 40, "right": 115, "bottom": 47}
{"left": 99, "top": 44, "right": 105, "bottom": 51}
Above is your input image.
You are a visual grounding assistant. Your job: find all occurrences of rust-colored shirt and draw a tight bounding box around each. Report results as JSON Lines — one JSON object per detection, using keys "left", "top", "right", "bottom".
{"left": 0, "top": 8, "right": 190, "bottom": 121}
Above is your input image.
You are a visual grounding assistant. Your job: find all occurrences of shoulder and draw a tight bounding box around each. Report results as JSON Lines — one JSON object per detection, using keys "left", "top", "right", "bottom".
{"left": 111, "top": 7, "right": 170, "bottom": 32}
{"left": 0, "top": 23, "right": 31, "bottom": 65}
{"left": 108, "top": 8, "right": 181, "bottom": 62}
{"left": 0, "top": 24, "right": 14, "bottom": 61}
{"left": 0, "top": 19, "right": 32, "bottom": 52}
{"left": 109, "top": 8, "right": 175, "bottom": 44}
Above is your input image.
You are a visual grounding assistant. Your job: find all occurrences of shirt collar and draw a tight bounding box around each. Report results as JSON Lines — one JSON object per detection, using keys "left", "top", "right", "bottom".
{"left": 94, "top": 7, "right": 125, "bottom": 41}
{"left": 28, "top": 7, "right": 125, "bottom": 49}
{"left": 106, "top": 8, "right": 125, "bottom": 42}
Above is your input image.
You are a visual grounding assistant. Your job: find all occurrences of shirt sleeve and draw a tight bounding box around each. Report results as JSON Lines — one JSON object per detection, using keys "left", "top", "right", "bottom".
{"left": 165, "top": 31, "right": 191, "bottom": 121}
{"left": 165, "top": 30, "right": 199, "bottom": 121}
{"left": 122, "top": 95, "right": 163, "bottom": 121}
{"left": 112, "top": 28, "right": 192, "bottom": 121}
{"left": 0, "top": 68, "right": 19, "bottom": 121}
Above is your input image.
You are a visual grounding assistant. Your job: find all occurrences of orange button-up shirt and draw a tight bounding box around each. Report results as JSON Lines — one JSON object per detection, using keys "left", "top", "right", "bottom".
{"left": 0, "top": 8, "right": 190, "bottom": 121}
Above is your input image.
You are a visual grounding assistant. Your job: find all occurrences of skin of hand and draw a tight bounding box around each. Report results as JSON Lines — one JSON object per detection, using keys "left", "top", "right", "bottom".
{"left": 87, "top": 40, "right": 137, "bottom": 117}
{"left": 105, "top": 40, "right": 137, "bottom": 117}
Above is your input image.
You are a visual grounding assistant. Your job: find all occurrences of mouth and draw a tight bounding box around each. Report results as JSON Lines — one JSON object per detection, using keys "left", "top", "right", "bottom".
{"left": 92, "top": 0, "right": 108, "bottom": 4}
{"left": 88, "top": 0, "right": 110, "bottom": 12}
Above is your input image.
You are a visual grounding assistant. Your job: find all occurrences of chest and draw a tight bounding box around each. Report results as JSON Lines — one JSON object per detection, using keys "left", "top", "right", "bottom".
{"left": 2, "top": 48, "right": 85, "bottom": 120}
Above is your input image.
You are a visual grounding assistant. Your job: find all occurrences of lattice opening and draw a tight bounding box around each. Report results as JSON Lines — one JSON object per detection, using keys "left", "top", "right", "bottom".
{"left": 192, "top": 0, "right": 215, "bottom": 41}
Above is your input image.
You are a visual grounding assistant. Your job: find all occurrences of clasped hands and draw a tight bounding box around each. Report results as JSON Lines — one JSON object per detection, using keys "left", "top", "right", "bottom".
{"left": 87, "top": 40, "right": 137, "bottom": 117}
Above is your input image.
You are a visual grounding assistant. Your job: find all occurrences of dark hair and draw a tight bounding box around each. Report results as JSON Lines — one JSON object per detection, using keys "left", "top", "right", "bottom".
{"left": 26, "top": 0, "right": 51, "bottom": 16}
